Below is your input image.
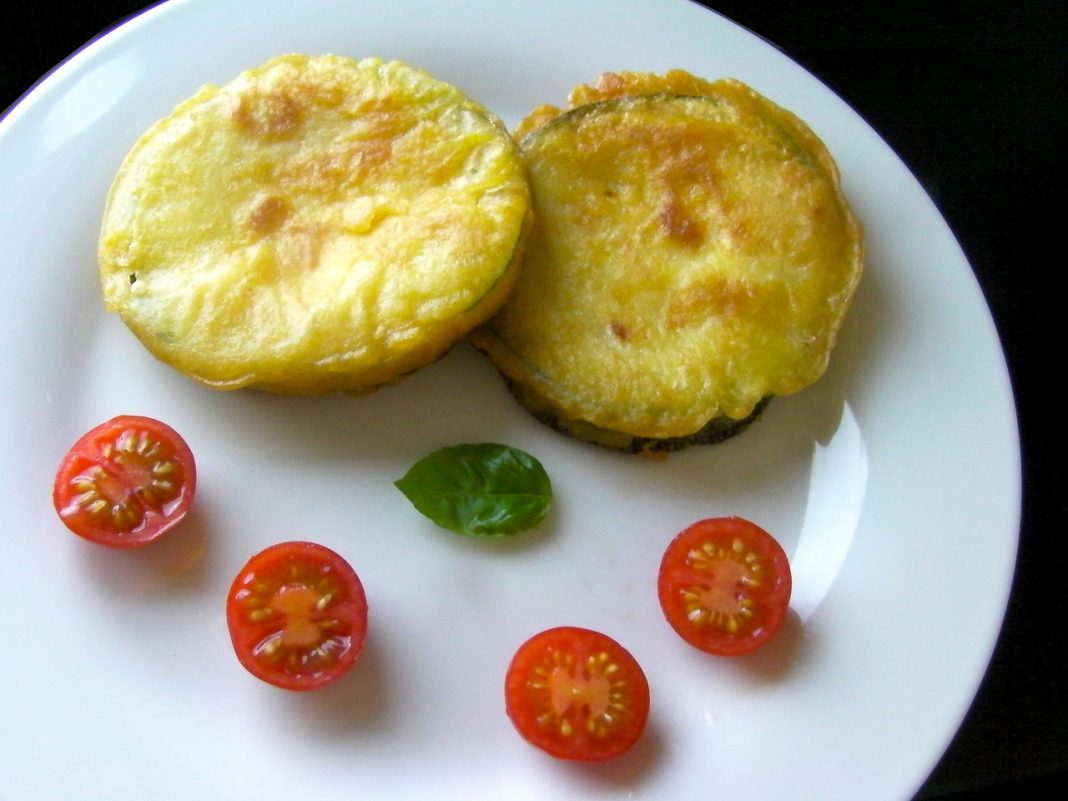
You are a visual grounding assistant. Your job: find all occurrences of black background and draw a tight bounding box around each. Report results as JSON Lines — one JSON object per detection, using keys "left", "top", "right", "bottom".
{"left": 2, "top": 2, "right": 1064, "bottom": 799}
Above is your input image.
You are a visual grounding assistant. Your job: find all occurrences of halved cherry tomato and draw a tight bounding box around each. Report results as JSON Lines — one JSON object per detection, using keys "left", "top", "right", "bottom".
{"left": 504, "top": 626, "right": 649, "bottom": 761}
{"left": 658, "top": 516, "right": 792, "bottom": 656}
{"left": 226, "top": 541, "right": 368, "bottom": 691}
{"left": 52, "top": 415, "right": 196, "bottom": 549}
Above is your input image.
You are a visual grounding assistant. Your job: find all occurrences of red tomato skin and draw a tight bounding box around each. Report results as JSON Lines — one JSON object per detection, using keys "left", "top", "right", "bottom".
{"left": 504, "top": 626, "right": 650, "bottom": 761}
{"left": 658, "top": 517, "right": 792, "bottom": 656}
{"left": 52, "top": 415, "right": 196, "bottom": 549}
{"left": 226, "top": 541, "right": 368, "bottom": 692}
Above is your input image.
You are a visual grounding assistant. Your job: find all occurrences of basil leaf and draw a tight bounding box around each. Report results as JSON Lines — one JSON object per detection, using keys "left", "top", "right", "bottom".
{"left": 395, "top": 443, "right": 552, "bottom": 537}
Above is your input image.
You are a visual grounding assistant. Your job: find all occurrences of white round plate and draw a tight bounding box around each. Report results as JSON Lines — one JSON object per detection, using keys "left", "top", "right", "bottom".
{"left": 0, "top": 1, "right": 1020, "bottom": 799}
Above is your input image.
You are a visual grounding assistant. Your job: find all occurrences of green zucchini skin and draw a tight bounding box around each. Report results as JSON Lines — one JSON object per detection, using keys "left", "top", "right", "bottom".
{"left": 505, "top": 377, "right": 771, "bottom": 455}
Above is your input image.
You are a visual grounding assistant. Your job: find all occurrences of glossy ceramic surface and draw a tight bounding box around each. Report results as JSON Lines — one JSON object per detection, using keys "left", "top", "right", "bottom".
{"left": 0, "top": 2, "right": 1020, "bottom": 799}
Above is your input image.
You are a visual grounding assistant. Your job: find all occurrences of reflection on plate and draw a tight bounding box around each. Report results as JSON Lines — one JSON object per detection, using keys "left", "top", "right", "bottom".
{"left": 0, "top": 1, "right": 1019, "bottom": 800}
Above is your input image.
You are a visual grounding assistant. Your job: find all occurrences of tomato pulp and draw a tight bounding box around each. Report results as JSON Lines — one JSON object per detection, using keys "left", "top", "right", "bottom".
{"left": 52, "top": 415, "right": 196, "bottom": 548}
{"left": 504, "top": 626, "right": 650, "bottom": 761}
{"left": 658, "top": 516, "right": 792, "bottom": 656}
{"left": 226, "top": 541, "right": 368, "bottom": 691}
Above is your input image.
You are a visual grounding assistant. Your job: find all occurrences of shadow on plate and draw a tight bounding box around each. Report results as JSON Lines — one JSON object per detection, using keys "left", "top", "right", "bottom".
{"left": 260, "top": 632, "right": 393, "bottom": 738}
{"left": 77, "top": 503, "right": 213, "bottom": 599}
{"left": 554, "top": 713, "right": 669, "bottom": 792}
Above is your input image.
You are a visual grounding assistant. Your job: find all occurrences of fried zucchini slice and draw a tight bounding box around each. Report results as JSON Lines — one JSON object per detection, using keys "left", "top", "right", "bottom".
{"left": 471, "top": 72, "right": 863, "bottom": 452}
{"left": 99, "top": 54, "right": 530, "bottom": 394}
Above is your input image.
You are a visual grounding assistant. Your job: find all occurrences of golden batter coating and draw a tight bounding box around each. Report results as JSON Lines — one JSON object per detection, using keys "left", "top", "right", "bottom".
{"left": 471, "top": 71, "right": 864, "bottom": 452}
{"left": 99, "top": 54, "right": 530, "bottom": 394}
